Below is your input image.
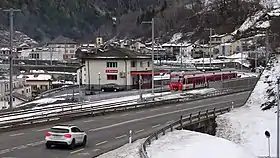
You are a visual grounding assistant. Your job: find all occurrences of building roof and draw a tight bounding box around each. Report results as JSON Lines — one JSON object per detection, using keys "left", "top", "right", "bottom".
{"left": 48, "top": 35, "right": 77, "bottom": 44}
{"left": 77, "top": 46, "right": 151, "bottom": 60}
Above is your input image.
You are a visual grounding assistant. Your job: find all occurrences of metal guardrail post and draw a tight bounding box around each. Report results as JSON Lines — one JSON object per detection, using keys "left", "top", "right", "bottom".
{"left": 213, "top": 108, "right": 216, "bottom": 116}
{"left": 198, "top": 111, "right": 201, "bottom": 121}
{"left": 206, "top": 110, "right": 209, "bottom": 118}
{"left": 180, "top": 115, "right": 183, "bottom": 129}
{"left": 170, "top": 124, "right": 173, "bottom": 132}
{"left": 190, "top": 113, "right": 192, "bottom": 123}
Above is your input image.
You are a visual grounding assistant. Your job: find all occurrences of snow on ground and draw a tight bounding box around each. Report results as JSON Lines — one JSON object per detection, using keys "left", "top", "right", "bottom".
{"left": 96, "top": 139, "right": 144, "bottom": 158}
{"left": 232, "top": 10, "right": 266, "bottom": 34}
{"left": 18, "top": 98, "right": 65, "bottom": 107}
{"left": 255, "top": 20, "right": 270, "bottom": 29}
{"left": 146, "top": 130, "right": 256, "bottom": 158}
{"left": 0, "top": 92, "right": 173, "bottom": 122}
{"left": 170, "top": 33, "right": 183, "bottom": 43}
{"left": 215, "top": 55, "right": 280, "bottom": 157}
{"left": 238, "top": 72, "right": 259, "bottom": 78}
{"left": 185, "top": 88, "right": 217, "bottom": 95}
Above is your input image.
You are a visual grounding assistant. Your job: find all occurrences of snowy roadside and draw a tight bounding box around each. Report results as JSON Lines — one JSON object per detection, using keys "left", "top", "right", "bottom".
{"left": 216, "top": 55, "right": 280, "bottom": 157}
{"left": 96, "top": 139, "right": 144, "bottom": 158}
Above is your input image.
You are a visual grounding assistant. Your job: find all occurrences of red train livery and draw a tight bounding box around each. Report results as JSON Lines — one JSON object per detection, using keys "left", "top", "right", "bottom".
{"left": 169, "top": 71, "right": 238, "bottom": 91}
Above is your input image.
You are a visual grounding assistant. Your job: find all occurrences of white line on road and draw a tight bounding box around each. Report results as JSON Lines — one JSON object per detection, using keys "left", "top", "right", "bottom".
{"left": 36, "top": 128, "right": 50, "bottom": 132}
{"left": 166, "top": 120, "right": 174, "bottom": 124}
{"left": 120, "top": 114, "right": 129, "bottom": 117}
{"left": 175, "top": 104, "right": 183, "bottom": 107}
{"left": 150, "top": 108, "right": 160, "bottom": 112}
{"left": 136, "top": 111, "right": 145, "bottom": 114}
{"left": 104, "top": 116, "right": 112, "bottom": 119}
{"left": 9, "top": 133, "right": 24, "bottom": 137}
{"left": 152, "top": 124, "right": 161, "bottom": 128}
{"left": 96, "top": 141, "right": 108, "bottom": 146}
{"left": 164, "top": 106, "right": 171, "bottom": 109}
{"left": 89, "top": 97, "right": 245, "bottom": 132}
{"left": 0, "top": 149, "right": 10, "bottom": 155}
{"left": 70, "top": 148, "right": 84, "bottom": 154}
{"left": 84, "top": 119, "right": 95, "bottom": 123}
{"left": 115, "top": 134, "right": 127, "bottom": 139}
{"left": 135, "top": 129, "right": 144, "bottom": 134}
{"left": 93, "top": 148, "right": 100, "bottom": 152}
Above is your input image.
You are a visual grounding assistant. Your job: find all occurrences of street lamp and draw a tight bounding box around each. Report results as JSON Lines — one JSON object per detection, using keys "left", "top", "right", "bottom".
{"left": 98, "top": 72, "right": 101, "bottom": 95}
{"left": 277, "top": 77, "right": 280, "bottom": 158}
{"left": 142, "top": 18, "right": 155, "bottom": 96}
{"left": 265, "top": 130, "right": 271, "bottom": 158}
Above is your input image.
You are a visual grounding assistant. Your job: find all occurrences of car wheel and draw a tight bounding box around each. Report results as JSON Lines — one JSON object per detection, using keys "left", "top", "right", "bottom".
{"left": 82, "top": 136, "right": 87, "bottom": 147}
{"left": 45, "top": 143, "right": 52, "bottom": 149}
{"left": 69, "top": 139, "right": 76, "bottom": 150}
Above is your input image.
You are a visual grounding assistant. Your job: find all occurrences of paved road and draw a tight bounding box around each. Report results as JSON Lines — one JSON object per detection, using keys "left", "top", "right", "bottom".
{"left": 0, "top": 91, "right": 251, "bottom": 158}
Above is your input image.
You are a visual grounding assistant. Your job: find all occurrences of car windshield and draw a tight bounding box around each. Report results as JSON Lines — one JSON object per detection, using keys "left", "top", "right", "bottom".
{"left": 50, "top": 128, "right": 69, "bottom": 133}
{"left": 106, "top": 84, "right": 116, "bottom": 87}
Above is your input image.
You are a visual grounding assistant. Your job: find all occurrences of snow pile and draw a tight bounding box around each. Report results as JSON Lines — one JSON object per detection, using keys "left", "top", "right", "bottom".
{"left": 18, "top": 98, "right": 65, "bottom": 107}
{"left": 96, "top": 139, "right": 144, "bottom": 158}
{"left": 216, "top": 56, "right": 280, "bottom": 157}
{"left": 146, "top": 130, "right": 256, "bottom": 158}
{"left": 185, "top": 88, "right": 216, "bottom": 95}
{"left": 170, "top": 33, "right": 183, "bottom": 43}
{"left": 255, "top": 20, "right": 270, "bottom": 29}
{"left": 238, "top": 72, "right": 259, "bottom": 78}
{"left": 232, "top": 10, "right": 266, "bottom": 34}
{"left": 268, "top": 8, "right": 280, "bottom": 16}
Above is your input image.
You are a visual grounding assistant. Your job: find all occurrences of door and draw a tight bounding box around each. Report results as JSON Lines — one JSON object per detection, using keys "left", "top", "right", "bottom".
{"left": 71, "top": 127, "right": 83, "bottom": 143}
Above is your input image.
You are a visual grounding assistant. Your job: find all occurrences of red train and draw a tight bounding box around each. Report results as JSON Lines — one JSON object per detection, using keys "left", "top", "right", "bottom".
{"left": 169, "top": 71, "right": 238, "bottom": 91}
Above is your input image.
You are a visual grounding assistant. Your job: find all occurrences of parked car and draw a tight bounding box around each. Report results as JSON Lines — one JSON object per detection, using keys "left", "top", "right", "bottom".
{"left": 45, "top": 124, "right": 87, "bottom": 149}
{"left": 101, "top": 83, "right": 124, "bottom": 92}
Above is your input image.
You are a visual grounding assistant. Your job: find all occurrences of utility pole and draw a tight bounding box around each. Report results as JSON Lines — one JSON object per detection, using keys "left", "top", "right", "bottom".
{"left": 265, "top": 29, "right": 270, "bottom": 65}
{"left": 205, "top": 28, "right": 214, "bottom": 68}
{"left": 2, "top": 8, "right": 21, "bottom": 110}
{"left": 277, "top": 77, "right": 280, "bottom": 158}
{"left": 142, "top": 18, "right": 155, "bottom": 95}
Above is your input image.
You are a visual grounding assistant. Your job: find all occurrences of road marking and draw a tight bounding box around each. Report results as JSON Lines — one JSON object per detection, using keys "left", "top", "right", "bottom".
{"left": 36, "top": 128, "right": 50, "bottom": 132}
{"left": 135, "top": 129, "right": 144, "bottom": 134}
{"left": 136, "top": 111, "right": 145, "bottom": 114}
{"left": 115, "top": 134, "right": 127, "bottom": 139}
{"left": 70, "top": 148, "right": 84, "bottom": 154}
{"left": 104, "top": 116, "right": 112, "bottom": 119}
{"left": 96, "top": 141, "right": 108, "bottom": 146}
{"left": 89, "top": 98, "right": 245, "bottom": 132}
{"left": 9, "top": 133, "right": 24, "bottom": 137}
{"left": 150, "top": 108, "right": 160, "bottom": 112}
{"left": 93, "top": 148, "right": 100, "bottom": 152}
{"left": 84, "top": 119, "right": 95, "bottom": 123}
{"left": 120, "top": 114, "right": 129, "bottom": 117}
{"left": 175, "top": 104, "right": 183, "bottom": 107}
{"left": 152, "top": 124, "right": 161, "bottom": 128}
{"left": 164, "top": 106, "right": 171, "bottom": 109}
{"left": 166, "top": 120, "right": 174, "bottom": 124}
{"left": 0, "top": 149, "right": 10, "bottom": 155}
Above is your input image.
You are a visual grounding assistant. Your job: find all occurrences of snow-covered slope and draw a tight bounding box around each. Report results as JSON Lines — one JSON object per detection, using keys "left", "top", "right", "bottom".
{"left": 146, "top": 130, "right": 256, "bottom": 158}
{"left": 216, "top": 55, "right": 280, "bottom": 157}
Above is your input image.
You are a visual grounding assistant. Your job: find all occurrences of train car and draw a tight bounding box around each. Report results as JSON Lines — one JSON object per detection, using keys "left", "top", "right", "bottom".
{"left": 169, "top": 71, "right": 238, "bottom": 91}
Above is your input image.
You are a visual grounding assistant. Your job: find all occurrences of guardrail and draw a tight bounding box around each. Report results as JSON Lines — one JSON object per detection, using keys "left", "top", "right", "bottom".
{"left": 139, "top": 106, "right": 231, "bottom": 158}
{"left": 38, "top": 84, "right": 79, "bottom": 98}
{"left": 0, "top": 87, "right": 253, "bottom": 132}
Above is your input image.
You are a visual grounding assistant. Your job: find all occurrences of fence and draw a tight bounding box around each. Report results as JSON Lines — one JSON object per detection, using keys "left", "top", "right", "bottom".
{"left": 0, "top": 87, "right": 252, "bottom": 132}
{"left": 139, "top": 107, "right": 231, "bottom": 158}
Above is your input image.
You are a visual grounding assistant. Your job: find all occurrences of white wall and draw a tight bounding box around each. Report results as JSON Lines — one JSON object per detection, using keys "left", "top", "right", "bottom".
{"left": 81, "top": 59, "right": 152, "bottom": 87}
{"left": 47, "top": 44, "right": 78, "bottom": 60}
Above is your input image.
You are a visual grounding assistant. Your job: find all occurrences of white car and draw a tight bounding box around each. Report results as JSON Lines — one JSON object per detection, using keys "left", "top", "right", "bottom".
{"left": 45, "top": 124, "right": 87, "bottom": 149}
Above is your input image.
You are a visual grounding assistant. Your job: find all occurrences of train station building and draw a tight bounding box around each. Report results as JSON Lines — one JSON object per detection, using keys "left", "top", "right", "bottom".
{"left": 76, "top": 46, "right": 165, "bottom": 90}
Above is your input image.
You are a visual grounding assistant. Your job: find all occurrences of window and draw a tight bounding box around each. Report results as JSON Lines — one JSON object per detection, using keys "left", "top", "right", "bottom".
{"left": 26, "top": 89, "right": 28, "bottom": 93}
{"left": 107, "top": 75, "right": 117, "bottom": 80}
{"left": 140, "top": 61, "right": 143, "bottom": 67}
{"left": 131, "top": 61, "right": 136, "bottom": 67}
{"left": 147, "top": 61, "right": 150, "bottom": 67}
{"left": 51, "top": 128, "right": 69, "bottom": 133}
{"left": 106, "top": 62, "right": 118, "bottom": 68}
{"left": 71, "top": 127, "right": 82, "bottom": 133}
